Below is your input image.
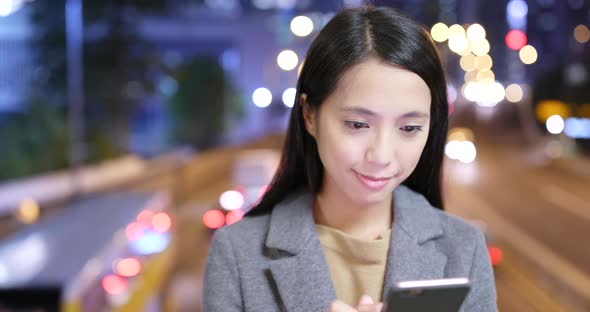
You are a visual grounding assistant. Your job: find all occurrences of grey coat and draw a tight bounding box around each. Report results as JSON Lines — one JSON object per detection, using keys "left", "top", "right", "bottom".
{"left": 202, "top": 185, "right": 498, "bottom": 312}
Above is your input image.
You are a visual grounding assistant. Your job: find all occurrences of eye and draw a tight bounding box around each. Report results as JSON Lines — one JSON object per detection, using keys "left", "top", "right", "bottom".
{"left": 345, "top": 121, "right": 370, "bottom": 130}
{"left": 400, "top": 125, "right": 423, "bottom": 133}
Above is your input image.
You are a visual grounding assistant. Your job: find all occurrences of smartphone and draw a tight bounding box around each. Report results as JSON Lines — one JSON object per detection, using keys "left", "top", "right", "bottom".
{"left": 383, "top": 278, "right": 471, "bottom": 312}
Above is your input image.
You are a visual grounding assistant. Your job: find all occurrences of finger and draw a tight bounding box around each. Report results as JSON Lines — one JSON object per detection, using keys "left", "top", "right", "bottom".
{"left": 329, "top": 300, "right": 358, "bottom": 312}
{"left": 358, "top": 294, "right": 374, "bottom": 305}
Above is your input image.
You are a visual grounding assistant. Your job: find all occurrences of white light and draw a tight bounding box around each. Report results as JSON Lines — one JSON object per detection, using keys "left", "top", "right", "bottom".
{"left": 252, "top": 87, "right": 272, "bottom": 108}
{"left": 290, "top": 16, "right": 314, "bottom": 37}
{"left": 546, "top": 115, "right": 565, "bottom": 134}
{"left": 282, "top": 88, "right": 296, "bottom": 107}
{"left": 448, "top": 34, "right": 468, "bottom": 54}
{"left": 219, "top": 190, "right": 245, "bottom": 211}
{"left": 0, "top": 0, "right": 13, "bottom": 17}
{"left": 445, "top": 140, "right": 462, "bottom": 160}
{"left": 466, "top": 24, "right": 486, "bottom": 42}
{"left": 277, "top": 50, "right": 299, "bottom": 71}
{"left": 458, "top": 141, "right": 477, "bottom": 164}
{"left": 507, "top": 0, "right": 528, "bottom": 19}
{"left": 564, "top": 118, "right": 590, "bottom": 139}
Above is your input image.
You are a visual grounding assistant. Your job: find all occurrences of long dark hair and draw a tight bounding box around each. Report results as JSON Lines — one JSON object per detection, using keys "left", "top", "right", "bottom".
{"left": 248, "top": 6, "right": 448, "bottom": 216}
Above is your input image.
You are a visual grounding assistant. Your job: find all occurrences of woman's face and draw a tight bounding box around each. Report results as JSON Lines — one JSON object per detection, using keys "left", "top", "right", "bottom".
{"left": 303, "top": 58, "right": 432, "bottom": 207}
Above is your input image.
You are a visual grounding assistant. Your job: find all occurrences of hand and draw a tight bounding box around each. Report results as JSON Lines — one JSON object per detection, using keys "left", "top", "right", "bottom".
{"left": 329, "top": 294, "right": 383, "bottom": 312}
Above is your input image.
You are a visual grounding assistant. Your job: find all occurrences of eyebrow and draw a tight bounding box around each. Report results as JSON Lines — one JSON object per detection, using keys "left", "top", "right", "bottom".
{"left": 340, "top": 106, "right": 430, "bottom": 119}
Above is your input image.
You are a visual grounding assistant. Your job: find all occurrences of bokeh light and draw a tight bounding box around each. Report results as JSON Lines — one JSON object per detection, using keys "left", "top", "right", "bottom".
{"left": 431, "top": 22, "right": 449, "bottom": 42}
{"left": 203, "top": 210, "right": 225, "bottom": 229}
{"left": 476, "top": 69, "right": 495, "bottom": 83}
{"left": 471, "top": 39, "right": 490, "bottom": 56}
{"left": 115, "top": 258, "right": 142, "bottom": 277}
{"left": 252, "top": 87, "right": 272, "bottom": 108}
{"left": 546, "top": 115, "right": 565, "bottom": 134}
{"left": 102, "top": 275, "right": 127, "bottom": 295}
{"left": 519, "top": 45, "right": 538, "bottom": 64}
{"left": 448, "top": 24, "right": 465, "bottom": 37}
{"left": 16, "top": 198, "right": 40, "bottom": 224}
{"left": 536, "top": 100, "right": 571, "bottom": 122}
{"left": 505, "top": 84, "right": 523, "bottom": 103}
{"left": 152, "top": 212, "right": 171, "bottom": 233}
{"left": 219, "top": 190, "right": 245, "bottom": 211}
{"left": 282, "top": 88, "right": 296, "bottom": 108}
{"left": 475, "top": 54, "right": 493, "bottom": 70}
{"left": 505, "top": 30, "right": 527, "bottom": 50}
{"left": 290, "top": 16, "right": 314, "bottom": 37}
{"left": 574, "top": 25, "right": 590, "bottom": 43}
{"left": 466, "top": 24, "right": 486, "bottom": 42}
{"left": 277, "top": 49, "right": 299, "bottom": 71}
{"left": 449, "top": 34, "right": 469, "bottom": 54}
{"left": 125, "top": 222, "right": 144, "bottom": 241}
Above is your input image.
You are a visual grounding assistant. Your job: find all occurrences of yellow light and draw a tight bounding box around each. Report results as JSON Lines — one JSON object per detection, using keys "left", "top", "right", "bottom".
{"left": 449, "top": 34, "right": 468, "bottom": 54}
{"left": 448, "top": 127, "right": 474, "bottom": 142}
{"left": 574, "top": 25, "right": 590, "bottom": 43}
{"left": 16, "top": 198, "right": 40, "bottom": 224}
{"left": 505, "top": 84, "right": 523, "bottom": 103}
{"left": 448, "top": 24, "right": 465, "bottom": 37}
{"left": 535, "top": 100, "right": 571, "bottom": 122}
{"left": 466, "top": 24, "right": 486, "bottom": 42}
{"left": 277, "top": 50, "right": 299, "bottom": 71}
{"left": 471, "top": 38, "right": 490, "bottom": 56}
{"left": 460, "top": 54, "right": 477, "bottom": 72}
{"left": 464, "top": 70, "right": 478, "bottom": 82}
{"left": 475, "top": 54, "right": 493, "bottom": 70}
{"left": 519, "top": 45, "right": 538, "bottom": 64}
{"left": 290, "top": 16, "right": 314, "bottom": 37}
{"left": 579, "top": 103, "right": 590, "bottom": 118}
{"left": 431, "top": 22, "right": 449, "bottom": 42}
{"left": 476, "top": 69, "right": 495, "bottom": 83}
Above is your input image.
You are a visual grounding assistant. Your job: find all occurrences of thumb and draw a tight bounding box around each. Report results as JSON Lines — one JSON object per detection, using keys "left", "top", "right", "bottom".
{"left": 358, "top": 294, "right": 374, "bottom": 305}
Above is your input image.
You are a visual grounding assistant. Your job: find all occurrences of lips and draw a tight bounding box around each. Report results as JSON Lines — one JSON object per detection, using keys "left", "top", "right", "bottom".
{"left": 354, "top": 171, "right": 393, "bottom": 190}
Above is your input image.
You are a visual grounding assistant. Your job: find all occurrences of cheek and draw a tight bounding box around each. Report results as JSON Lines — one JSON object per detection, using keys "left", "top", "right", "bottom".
{"left": 399, "top": 135, "right": 429, "bottom": 173}
{"left": 316, "top": 122, "right": 362, "bottom": 171}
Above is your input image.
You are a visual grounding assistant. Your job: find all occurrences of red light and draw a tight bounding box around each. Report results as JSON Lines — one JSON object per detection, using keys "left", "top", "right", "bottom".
{"left": 115, "top": 258, "right": 142, "bottom": 277}
{"left": 137, "top": 210, "right": 154, "bottom": 227}
{"left": 488, "top": 246, "right": 503, "bottom": 266}
{"left": 226, "top": 210, "right": 245, "bottom": 225}
{"left": 203, "top": 210, "right": 225, "bottom": 229}
{"left": 152, "top": 212, "right": 171, "bottom": 232}
{"left": 505, "top": 30, "right": 527, "bottom": 50}
{"left": 102, "top": 274, "right": 127, "bottom": 295}
{"left": 125, "top": 222, "right": 144, "bottom": 241}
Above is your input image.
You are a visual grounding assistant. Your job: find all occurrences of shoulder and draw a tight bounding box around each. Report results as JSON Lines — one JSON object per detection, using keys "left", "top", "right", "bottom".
{"left": 435, "top": 209, "right": 485, "bottom": 243}
{"left": 213, "top": 211, "right": 271, "bottom": 243}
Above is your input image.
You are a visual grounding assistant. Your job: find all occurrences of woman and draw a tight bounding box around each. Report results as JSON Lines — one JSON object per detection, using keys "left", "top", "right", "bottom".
{"left": 203, "top": 6, "right": 497, "bottom": 312}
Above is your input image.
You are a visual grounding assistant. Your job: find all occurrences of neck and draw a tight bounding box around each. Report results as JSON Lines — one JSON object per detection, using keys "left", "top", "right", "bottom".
{"left": 313, "top": 179, "right": 393, "bottom": 240}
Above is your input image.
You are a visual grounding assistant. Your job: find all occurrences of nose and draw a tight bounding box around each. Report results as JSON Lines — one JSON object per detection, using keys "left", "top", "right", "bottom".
{"left": 365, "top": 130, "right": 395, "bottom": 167}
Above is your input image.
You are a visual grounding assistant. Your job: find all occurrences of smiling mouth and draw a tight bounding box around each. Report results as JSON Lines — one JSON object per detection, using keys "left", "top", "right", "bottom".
{"left": 353, "top": 170, "right": 394, "bottom": 190}
{"left": 354, "top": 171, "right": 394, "bottom": 181}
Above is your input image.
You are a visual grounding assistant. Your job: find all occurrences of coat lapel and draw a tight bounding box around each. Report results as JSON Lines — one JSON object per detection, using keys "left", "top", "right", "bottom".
{"left": 382, "top": 185, "right": 447, "bottom": 298}
{"left": 264, "top": 185, "right": 447, "bottom": 311}
{"left": 265, "top": 190, "right": 336, "bottom": 312}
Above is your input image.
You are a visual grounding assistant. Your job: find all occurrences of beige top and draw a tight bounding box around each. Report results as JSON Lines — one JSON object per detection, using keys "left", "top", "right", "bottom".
{"left": 315, "top": 223, "right": 392, "bottom": 306}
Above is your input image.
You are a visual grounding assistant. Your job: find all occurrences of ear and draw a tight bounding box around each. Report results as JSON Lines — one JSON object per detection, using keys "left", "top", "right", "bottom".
{"left": 300, "top": 93, "right": 317, "bottom": 138}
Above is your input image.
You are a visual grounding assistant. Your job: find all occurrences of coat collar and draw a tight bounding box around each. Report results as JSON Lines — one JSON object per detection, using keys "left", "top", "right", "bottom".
{"left": 265, "top": 185, "right": 447, "bottom": 311}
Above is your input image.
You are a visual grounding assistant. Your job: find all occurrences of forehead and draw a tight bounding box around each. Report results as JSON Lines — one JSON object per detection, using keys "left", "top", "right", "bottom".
{"left": 324, "top": 58, "right": 431, "bottom": 116}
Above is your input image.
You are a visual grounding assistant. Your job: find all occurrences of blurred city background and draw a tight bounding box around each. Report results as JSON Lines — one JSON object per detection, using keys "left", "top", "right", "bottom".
{"left": 0, "top": 0, "right": 589, "bottom": 311}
